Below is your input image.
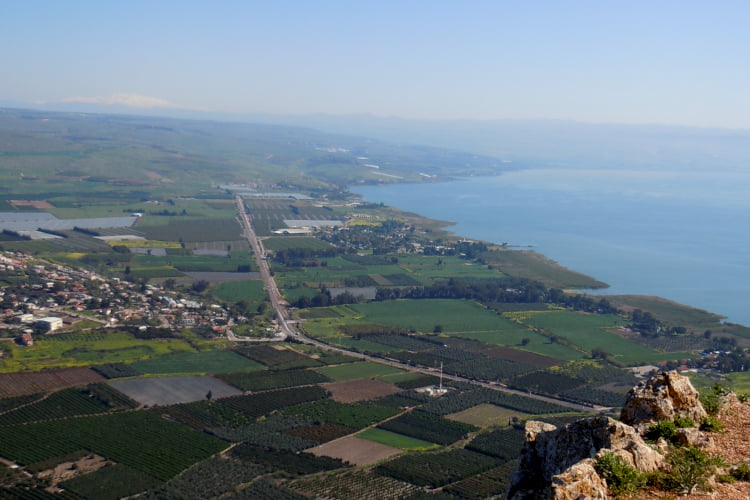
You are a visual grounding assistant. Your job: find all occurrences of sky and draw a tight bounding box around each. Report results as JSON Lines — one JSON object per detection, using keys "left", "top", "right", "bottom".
{"left": 2, "top": 1, "right": 750, "bottom": 128}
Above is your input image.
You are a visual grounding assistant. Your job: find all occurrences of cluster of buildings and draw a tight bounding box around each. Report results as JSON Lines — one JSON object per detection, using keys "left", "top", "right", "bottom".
{"left": 0, "top": 252, "right": 234, "bottom": 345}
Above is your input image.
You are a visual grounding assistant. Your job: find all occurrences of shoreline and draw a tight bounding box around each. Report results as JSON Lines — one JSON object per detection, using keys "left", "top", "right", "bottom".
{"left": 352, "top": 180, "right": 749, "bottom": 330}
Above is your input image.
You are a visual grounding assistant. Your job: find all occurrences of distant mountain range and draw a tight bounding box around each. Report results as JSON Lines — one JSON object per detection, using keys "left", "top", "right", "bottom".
{"left": 3, "top": 99, "right": 750, "bottom": 172}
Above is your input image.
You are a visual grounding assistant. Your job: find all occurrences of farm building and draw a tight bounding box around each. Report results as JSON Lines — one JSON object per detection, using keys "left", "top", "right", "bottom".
{"left": 19, "top": 333, "right": 33, "bottom": 346}
{"left": 34, "top": 316, "right": 63, "bottom": 332}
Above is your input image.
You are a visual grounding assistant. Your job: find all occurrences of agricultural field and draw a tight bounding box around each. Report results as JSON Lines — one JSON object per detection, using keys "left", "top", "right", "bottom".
{"left": 262, "top": 236, "right": 335, "bottom": 251}
{"left": 133, "top": 252, "right": 256, "bottom": 273}
{"left": 291, "top": 470, "right": 421, "bottom": 500}
{"left": 378, "top": 410, "right": 478, "bottom": 446}
{"left": 323, "top": 378, "right": 402, "bottom": 403}
{"left": 0, "top": 411, "right": 227, "bottom": 480}
{"left": 130, "top": 350, "right": 264, "bottom": 375}
{"left": 61, "top": 463, "right": 162, "bottom": 500}
{"left": 315, "top": 361, "right": 405, "bottom": 381}
{"left": 349, "top": 299, "right": 513, "bottom": 334}
{"left": 480, "top": 249, "right": 607, "bottom": 289}
{"left": 281, "top": 399, "right": 401, "bottom": 429}
{"left": 306, "top": 435, "right": 402, "bottom": 466}
{"left": 244, "top": 200, "right": 340, "bottom": 236}
{"left": 374, "top": 448, "right": 500, "bottom": 488}
{"left": 218, "top": 368, "right": 330, "bottom": 392}
{"left": 725, "top": 372, "right": 750, "bottom": 393}
{"left": 110, "top": 375, "right": 242, "bottom": 405}
{"left": 357, "top": 428, "right": 438, "bottom": 450}
{"left": 1, "top": 331, "right": 196, "bottom": 373}
{"left": 0, "top": 367, "right": 105, "bottom": 398}
{"left": 446, "top": 403, "right": 529, "bottom": 428}
{"left": 514, "top": 310, "right": 695, "bottom": 364}
{"left": 211, "top": 279, "right": 266, "bottom": 302}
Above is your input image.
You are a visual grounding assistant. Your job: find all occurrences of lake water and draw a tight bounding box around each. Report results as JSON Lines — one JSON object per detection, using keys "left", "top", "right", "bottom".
{"left": 353, "top": 168, "right": 750, "bottom": 327}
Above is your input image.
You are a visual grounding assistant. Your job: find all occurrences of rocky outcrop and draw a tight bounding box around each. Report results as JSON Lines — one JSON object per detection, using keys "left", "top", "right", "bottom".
{"left": 506, "top": 416, "right": 665, "bottom": 499}
{"left": 620, "top": 371, "right": 707, "bottom": 432}
{"left": 507, "top": 371, "right": 707, "bottom": 499}
{"left": 550, "top": 459, "right": 608, "bottom": 500}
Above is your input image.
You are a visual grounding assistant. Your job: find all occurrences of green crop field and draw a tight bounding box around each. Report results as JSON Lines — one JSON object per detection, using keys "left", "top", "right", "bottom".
{"left": 357, "top": 428, "right": 438, "bottom": 450}
{"left": 131, "top": 350, "right": 265, "bottom": 375}
{"left": 349, "top": 299, "right": 509, "bottom": 333}
{"left": 725, "top": 372, "right": 750, "bottom": 393}
{"left": 516, "top": 311, "right": 695, "bottom": 365}
{"left": 0, "top": 331, "right": 196, "bottom": 373}
{"left": 212, "top": 279, "right": 267, "bottom": 303}
{"left": 134, "top": 252, "right": 256, "bottom": 273}
{"left": 480, "top": 250, "right": 607, "bottom": 289}
{"left": 456, "top": 330, "right": 584, "bottom": 361}
{"left": 315, "top": 361, "right": 405, "bottom": 381}
{"left": 0, "top": 411, "right": 227, "bottom": 480}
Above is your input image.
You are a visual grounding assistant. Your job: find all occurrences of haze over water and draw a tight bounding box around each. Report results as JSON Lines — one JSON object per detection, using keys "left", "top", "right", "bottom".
{"left": 353, "top": 168, "right": 750, "bottom": 327}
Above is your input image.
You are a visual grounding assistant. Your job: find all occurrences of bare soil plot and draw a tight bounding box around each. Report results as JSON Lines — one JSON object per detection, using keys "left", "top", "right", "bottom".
{"left": 37, "top": 453, "right": 112, "bottom": 487}
{"left": 483, "top": 346, "right": 561, "bottom": 368}
{"left": 10, "top": 200, "right": 55, "bottom": 209}
{"left": 446, "top": 404, "right": 529, "bottom": 428}
{"left": 323, "top": 378, "right": 402, "bottom": 403}
{"left": 306, "top": 435, "right": 401, "bottom": 466}
{"left": 109, "top": 375, "right": 241, "bottom": 406}
{"left": 0, "top": 368, "right": 105, "bottom": 398}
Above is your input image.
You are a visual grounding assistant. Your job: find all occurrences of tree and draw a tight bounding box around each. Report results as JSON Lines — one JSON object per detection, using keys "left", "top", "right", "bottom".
{"left": 206, "top": 390, "right": 213, "bottom": 401}
{"left": 191, "top": 279, "right": 210, "bottom": 293}
{"left": 520, "top": 337, "right": 530, "bottom": 346}
{"left": 433, "top": 325, "right": 444, "bottom": 333}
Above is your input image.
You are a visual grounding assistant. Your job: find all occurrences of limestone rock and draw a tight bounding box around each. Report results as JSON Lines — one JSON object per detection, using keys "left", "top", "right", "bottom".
{"left": 506, "top": 416, "right": 665, "bottom": 499}
{"left": 620, "top": 371, "right": 707, "bottom": 433}
{"left": 674, "top": 427, "right": 714, "bottom": 448}
{"left": 550, "top": 459, "right": 608, "bottom": 500}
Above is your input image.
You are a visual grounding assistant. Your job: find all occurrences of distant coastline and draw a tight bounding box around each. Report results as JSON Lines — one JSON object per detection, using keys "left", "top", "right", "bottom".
{"left": 353, "top": 169, "right": 750, "bottom": 327}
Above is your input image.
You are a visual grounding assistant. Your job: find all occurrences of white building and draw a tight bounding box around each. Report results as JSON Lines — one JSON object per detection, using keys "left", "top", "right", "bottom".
{"left": 35, "top": 317, "right": 63, "bottom": 332}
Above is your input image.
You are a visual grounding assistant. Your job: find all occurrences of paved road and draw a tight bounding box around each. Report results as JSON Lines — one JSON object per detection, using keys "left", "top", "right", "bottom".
{"left": 234, "top": 195, "right": 601, "bottom": 414}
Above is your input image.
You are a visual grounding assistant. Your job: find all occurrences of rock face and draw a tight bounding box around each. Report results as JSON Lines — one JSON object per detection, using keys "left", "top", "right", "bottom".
{"left": 550, "top": 459, "right": 608, "bottom": 500}
{"left": 506, "top": 371, "right": 710, "bottom": 499}
{"left": 506, "top": 416, "right": 664, "bottom": 499}
{"left": 620, "top": 371, "right": 707, "bottom": 432}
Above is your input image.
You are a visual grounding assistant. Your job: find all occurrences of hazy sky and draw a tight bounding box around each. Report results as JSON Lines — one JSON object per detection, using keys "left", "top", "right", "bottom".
{"left": 3, "top": 1, "right": 749, "bottom": 128}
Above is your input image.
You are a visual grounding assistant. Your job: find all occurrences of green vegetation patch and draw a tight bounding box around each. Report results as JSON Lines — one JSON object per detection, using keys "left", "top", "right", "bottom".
{"left": 315, "top": 361, "right": 405, "bottom": 381}
{"left": 357, "top": 428, "right": 438, "bottom": 450}
{"left": 281, "top": 399, "right": 400, "bottom": 429}
{"left": 230, "top": 443, "right": 348, "bottom": 475}
{"left": 1, "top": 331, "right": 196, "bottom": 372}
{"left": 379, "top": 410, "right": 478, "bottom": 445}
{"left": 212, "top": 279, "right": 266, "bottom": 303}
{"left": 233, "top": 344, "right": 322, "bottom": 369}
{"left": 218, "top": 369, "right": 331, "bottom": 392}
{"left": 375, "top": 448, "right": 499, "bottom": 488}
{"left": 218, "top": 386, "right": 329, "bottom": 419}
{"left": 131, "top": 350, "right": 264, "bottom": 375}
{"left": 262, "top": 237, "right": 334, "bottom": 251}
{"left": 480, "top": 249, "right": 607, "bottom": 289}
{"left": 466, "top": 427, "right": 526, "bottom": 461}
{"left": 350, "top": 299, "right": 508, "bottom": 333}
{"left": 62, "top": 463, "right": 162, "bottom": 500}
{"left": 517, "top": 311, "right": 694, "bottom": 364}
{"left": 0, "top": 411, "right": 227, "bottom": 480}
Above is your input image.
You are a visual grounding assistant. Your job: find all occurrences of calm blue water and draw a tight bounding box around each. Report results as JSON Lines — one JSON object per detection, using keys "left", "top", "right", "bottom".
{"left": 353, "top": 169, "right": 750, "bottom": 327}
